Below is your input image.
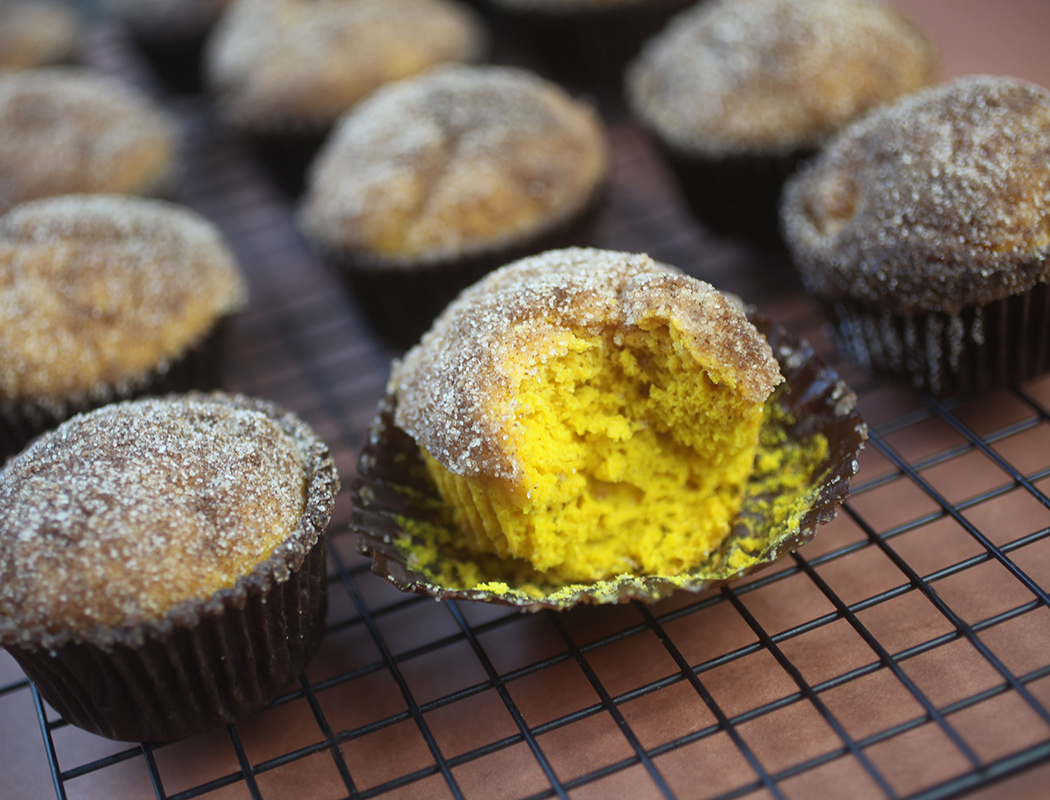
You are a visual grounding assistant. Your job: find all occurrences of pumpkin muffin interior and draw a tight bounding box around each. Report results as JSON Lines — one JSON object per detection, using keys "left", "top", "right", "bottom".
{"left": 424, "top": 320, "right": 767, "bottom": 584}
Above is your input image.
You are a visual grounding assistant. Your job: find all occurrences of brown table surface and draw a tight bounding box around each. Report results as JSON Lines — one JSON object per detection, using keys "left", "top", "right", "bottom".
{"left": 3, "top": 2, "right": 1050, "bottom": 799}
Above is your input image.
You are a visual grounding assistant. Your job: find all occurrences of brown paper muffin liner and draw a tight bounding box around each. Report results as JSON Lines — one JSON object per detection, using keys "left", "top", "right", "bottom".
{"left": 351, "top": 313, "right": 867, "bottom": 611}
{"left": 825, "top": 281, "right": 1050, "bottom": 396}
{"left": 0, "top": 394, "right": 339, "bottom": 742}
{"left": 320, "top": 182, "right": 608, "bottom": 351}
{"left": 0, "top": 319, "right": 232, "bottom": 462}
{"left": 657, "top": 142, "right": 812, "bottom": 252}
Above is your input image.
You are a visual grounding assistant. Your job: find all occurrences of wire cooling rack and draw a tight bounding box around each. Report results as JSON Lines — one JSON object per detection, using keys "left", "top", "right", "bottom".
{"left": 3, "top": 17, "right": 1050, "bottom": 800}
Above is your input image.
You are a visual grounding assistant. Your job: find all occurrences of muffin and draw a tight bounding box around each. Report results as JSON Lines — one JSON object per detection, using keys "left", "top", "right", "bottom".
{"left": 476, "top": 0, "right": 699, "bottom": 88}
{"left": 0, "top": 392, "right": 339, "bottom": 741}
{"left": 0, "top": 67, "right": 181, "bottom": 214}
{"left": 781, "top": 75, "right": 1050, "bottom": 396}
{"left": 626, "top": 0, "right": 940, "bottom": 247}
{"left": 105, "top": 0, "right": 233, "bottom": 93}
{"left": 0, "top": 194, "right": 248, "bottom": 457}
{"left": 353, "top": 248, "right": 866, "bottom": 608}
{"left": 204, "top": 0, "right": 488, "bottom": 195}
{"left": 0, "top": 1, "right": 80, "bottom": 72}
{"left": 299, "top": 65, "right": 608, "bottom": 349}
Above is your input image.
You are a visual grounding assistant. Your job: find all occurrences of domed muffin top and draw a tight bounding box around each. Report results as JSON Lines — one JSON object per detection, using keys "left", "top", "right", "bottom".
{"left": 0, "top": 67, "right": 180, "bottom": 213}
{"left": 205, "top": 0, "right": 488, "bottom": 133}
{"left": 0, "top": 194, "right": 247, "bottom": 407}
{"left": 626, "top": 0, "right": 939, "bottom": 157}
{"left": 300, "top": 65, "right": 607, "bottom": 264}
{"left": 0, "top": 393, "right": 337, "bottom": 639}
{"left": 781, "top": 75, "right": 1050, "bottom": 314}
{"left": 0, "top": 1, "right": 80, "bottom": 71}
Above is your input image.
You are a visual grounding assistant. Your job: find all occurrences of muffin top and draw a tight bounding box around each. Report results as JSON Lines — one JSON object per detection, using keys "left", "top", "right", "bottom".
{"left": 0, "top": 67, "right": 180, "bottom": 214}
{"left": 0, "top": 393, "right": 337, "bottom": 643}
{"left": 0, "top": 1, "right": 80, "bottom": 71}
{"left": 392, "top": 248, "right": 782, "bottom": 483}
{"left": 626, "top": 0, "right": 939, "bottom": 157}
{"left": 205, "top": 0, "right": 488, "bottom": 134}
{"left": 781, "top": 75, "right": 1050, "bottom": 315}
{"left": 0, "top": 194, "right": 248, "bottom": 408}
{"left": 300, "top": 65, "right": 607, "bottom": 265}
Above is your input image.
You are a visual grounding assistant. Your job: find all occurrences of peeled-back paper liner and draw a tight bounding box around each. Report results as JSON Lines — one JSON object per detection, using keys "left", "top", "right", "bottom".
{"left": 827, "top": 281, "right": 1050, "bottom": 396}
{"left": 352, "top": 313, "right": 868, "bottom": 611}
{"left": 0, "top": 319, "right": 231, "bottom": 462}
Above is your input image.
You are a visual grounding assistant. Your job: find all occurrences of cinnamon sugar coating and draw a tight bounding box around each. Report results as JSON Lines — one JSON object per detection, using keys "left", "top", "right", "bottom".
{"left": 0, "top": 393, "right": 339, "bottom": 641}
{"left": 781, "top": 75, "right": 1050, "bottom": 314}
{"left": 205, "top": 0, "right": 487, "bottom": 134}
{"left": 0, "top": 67, "right": 180, "bottom": 214}
{"left": 0, "top": 194, "right": 247, "bottom": 407}
{"left": 626, "top": 0, "right": 939, "bottom": 157}
{"left": 391, "top": 248, "right": 782, "bottom": 483}
{"left": 300, "top": 65, "right": 607, "bottom": 264}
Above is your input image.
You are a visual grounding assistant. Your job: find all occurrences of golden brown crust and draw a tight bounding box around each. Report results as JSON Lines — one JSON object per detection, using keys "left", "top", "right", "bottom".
{"left": 781, "top": 75, "right": 1050, "bottom": 314}
{"left": 299, "top": 65, "right": 607, "bottom": 264}
{"left": 626, "top": 0, "right": 940, "bottom": 157}
{"left": 0, "top": 194, "right": 247, "bottom": 406}
{"left": 0, "top": 393, "right": 337, "bottom": 636}
{"left": 205, "top": 0, "right": 488, "bottom": 134}
{"left": 0, "top": 67, "right": 180, "bottom": 214}
{"left": 391, "top": 248, "right": 782, "bottom": 482}
{"left": 0, "top": 1, "right": 80, "bottom": 71}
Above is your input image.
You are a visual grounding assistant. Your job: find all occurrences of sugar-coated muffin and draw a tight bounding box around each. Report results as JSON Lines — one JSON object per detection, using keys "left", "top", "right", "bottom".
{"left": 104, "top": 0, "right": 233, "bottom": 92}
{"left": 300, "top": 65, "right": 608, "bottom": 349}
{"left": 205, "top": 0, "right": 488, "bottom": 193}
{"left": 626, "top": 0, "right": 939, "bottom": 246}
{"left": 390, "top": 248, "right": 783, "bottom": 584}
{"left": 0, "top": 194, "right": 247, "bottom": 455}
{"left": 781, "top": 75, "right": 1050, "bottom": 396}
{"left": 0, "top": 67, "right": 181, "bottom": 214}
{"left": 0, "top": 0, "right": 80, "bottom": 71}
{"left": 0, "top": 392, "right": 338, "bottom": 741}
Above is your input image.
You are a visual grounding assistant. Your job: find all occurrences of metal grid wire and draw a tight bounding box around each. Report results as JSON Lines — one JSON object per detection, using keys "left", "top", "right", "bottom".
{"left": 3, "top": 22, "right": 1050, "bottom": 800}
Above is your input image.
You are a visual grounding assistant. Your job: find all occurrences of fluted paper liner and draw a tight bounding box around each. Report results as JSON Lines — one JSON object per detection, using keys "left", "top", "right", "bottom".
{"left": 826, "top": 282, "right": 1050, "bottom": 396}
{"left": 352, "top": 314, "right": 867, "bottom": 611}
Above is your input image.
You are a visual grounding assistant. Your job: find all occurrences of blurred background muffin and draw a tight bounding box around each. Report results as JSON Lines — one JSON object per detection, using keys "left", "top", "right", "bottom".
{"left": 780, "top": 74, "right": 1050, "bottom": 396}
{"left": 104, "top": 0, "right": 232, "bottom": 93}
{"left": 0, "top": 0, "right": 81, "bottom": 72}
{"left": 299, "top": 64, "right": 608, "bottom": 349}
{"left": 0, "top": 66, "right": 181, "bottom": 214}
{"left": 204, "top": 0, "right": 489, "bottom": 196}
{"left": 0, "top": 194, "right": 248, "bottom": 455}
{"left": 626, "top": 0, "right": 940, "bottom": 249}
